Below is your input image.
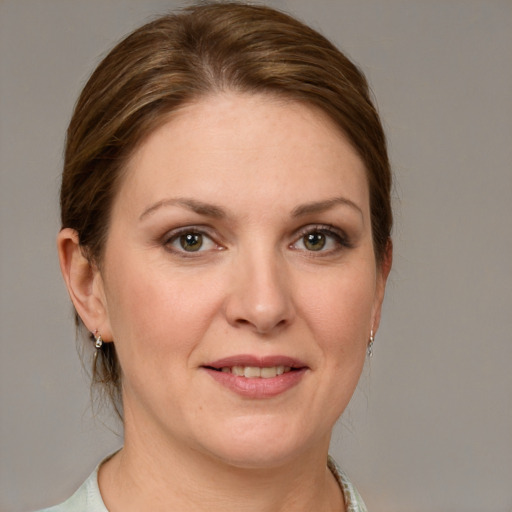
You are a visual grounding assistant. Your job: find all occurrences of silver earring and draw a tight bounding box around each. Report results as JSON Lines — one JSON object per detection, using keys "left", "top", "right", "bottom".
{"left": 367, "top": 330, "right": 374, "bottom": 358}
{"left": 94, "top": 330, "right": 103, "bottom": 349}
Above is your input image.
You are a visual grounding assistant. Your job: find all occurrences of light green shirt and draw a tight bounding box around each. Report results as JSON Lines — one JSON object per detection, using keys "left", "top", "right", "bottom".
{"left": 38, "top": 456, "right": 367, "bottom": 512}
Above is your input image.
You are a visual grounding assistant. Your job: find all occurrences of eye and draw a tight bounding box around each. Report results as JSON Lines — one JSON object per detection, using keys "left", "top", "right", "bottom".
{"left": 165, "top": 229, "right": 218, "bottom": 254}
{"left": 303, "top": 232, "right": 327, "bottom": 251}
{"left": 291, "top": 225, "right": 349, "bottom": 253}
{"left": 179, "top": 232, "right": 204, "bottom": 252}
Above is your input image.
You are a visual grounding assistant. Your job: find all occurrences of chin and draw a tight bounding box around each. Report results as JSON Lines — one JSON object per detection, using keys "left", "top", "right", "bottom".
{"left": 209, "top": 443, "right": 305, "bottom": 470}
{"left": 196, "top": 417, "right": 324, "bottom": 469}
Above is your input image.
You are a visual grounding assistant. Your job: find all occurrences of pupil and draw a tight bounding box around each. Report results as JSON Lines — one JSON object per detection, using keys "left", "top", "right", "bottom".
{"left": 180, "top": 233, "right": 202, "bottom": 251}
{"left": 304, "top": 232, "right": 325, "bottom": 251}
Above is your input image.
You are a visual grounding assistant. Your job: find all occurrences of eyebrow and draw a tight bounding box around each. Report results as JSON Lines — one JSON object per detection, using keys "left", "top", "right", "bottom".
{"left": 139, "top": 195, "right": 363, "bottom": 222}
{"left": 291, "top": 197, "right": 363, "bottom": 219}
{"left": 139, "top": 197, "right": 226, "bottom": 221}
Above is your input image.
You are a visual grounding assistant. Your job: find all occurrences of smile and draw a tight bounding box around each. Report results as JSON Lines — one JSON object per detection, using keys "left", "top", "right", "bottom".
{"left": 202, "top": 356, "right": 307, "bottom": 398}
{"left": 215, "top": 366, "right": 292, "bottom": 378}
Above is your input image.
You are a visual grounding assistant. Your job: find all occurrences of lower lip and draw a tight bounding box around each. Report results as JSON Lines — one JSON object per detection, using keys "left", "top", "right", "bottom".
{"left": 203, "top": 368, "right": 307, "bottom": 398}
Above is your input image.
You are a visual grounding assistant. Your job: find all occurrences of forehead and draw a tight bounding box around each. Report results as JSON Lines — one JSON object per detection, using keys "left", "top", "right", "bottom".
{"left": 118, "top": 93, "right": 369, "bottom": 217}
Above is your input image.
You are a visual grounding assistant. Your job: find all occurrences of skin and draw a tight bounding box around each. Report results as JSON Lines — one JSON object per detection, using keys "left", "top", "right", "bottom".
{"left": 58, "top": 93, "right": 391, "bottom": 512}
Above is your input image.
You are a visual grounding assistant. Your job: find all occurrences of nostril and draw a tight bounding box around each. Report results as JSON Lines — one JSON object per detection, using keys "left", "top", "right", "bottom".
{"left": 233, "top": 316, "right": 288, "bottom": 335}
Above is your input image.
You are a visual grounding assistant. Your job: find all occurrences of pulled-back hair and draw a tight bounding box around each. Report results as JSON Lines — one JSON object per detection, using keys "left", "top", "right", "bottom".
{"left": 61, "top": 2, "right": 392, "bottom": 414}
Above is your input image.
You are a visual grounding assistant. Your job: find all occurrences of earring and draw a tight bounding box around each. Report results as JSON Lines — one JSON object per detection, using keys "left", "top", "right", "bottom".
{"left": 367, "top": 329, "right": 374, "bottom": 358}
{"left": 94, "top": 330, "right": 103, "bottom": 349}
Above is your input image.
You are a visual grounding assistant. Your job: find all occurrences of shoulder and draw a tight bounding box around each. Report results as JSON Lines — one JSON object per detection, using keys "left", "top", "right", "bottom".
{"left": 328, "top": 456, "right": 368, "bottom": 512}
{"left": 34, "top": 464, "right": 108, "bottom": 512}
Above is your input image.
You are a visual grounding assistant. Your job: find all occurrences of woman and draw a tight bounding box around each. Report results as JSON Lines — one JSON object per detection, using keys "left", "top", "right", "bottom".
{"left": 44, "top": 2, "right": 392, "bottom": 511}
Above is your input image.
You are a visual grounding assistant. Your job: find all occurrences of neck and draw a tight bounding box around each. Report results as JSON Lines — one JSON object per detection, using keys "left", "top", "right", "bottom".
{"left": 99, "top": 420, "right": 345, "bottom": 512}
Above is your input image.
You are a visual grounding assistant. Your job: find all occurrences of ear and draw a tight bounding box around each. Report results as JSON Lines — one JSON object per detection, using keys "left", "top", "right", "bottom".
{"left": 371, "top": 238, "right": 393, "bottom": 333}
{"left": 57, "top": 228, "right": 113, "bottom": 341}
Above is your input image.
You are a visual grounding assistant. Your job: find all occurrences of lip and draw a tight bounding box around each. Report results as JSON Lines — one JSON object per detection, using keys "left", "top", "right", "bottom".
{"left": 205, "top": 354, "right": 307, "bottom": 369}
{"left": 202, "top": 354, "right": 308, "bottom": 399}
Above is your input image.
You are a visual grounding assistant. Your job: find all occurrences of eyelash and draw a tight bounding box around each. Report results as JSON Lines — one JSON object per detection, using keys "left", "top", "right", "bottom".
{"left": 162, "top": 227, "right": 221, "bottom": 256}
{"left": 291, "top": 224, "right": 351, "bottom": 255}
{"left": 161, "top": 224, "right": 351, "bottom": 257}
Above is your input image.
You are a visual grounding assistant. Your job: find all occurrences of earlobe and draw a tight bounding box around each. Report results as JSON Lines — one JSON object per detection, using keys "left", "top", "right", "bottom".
{"left": 57, "top": 228, "right": 112, "bottom": 340}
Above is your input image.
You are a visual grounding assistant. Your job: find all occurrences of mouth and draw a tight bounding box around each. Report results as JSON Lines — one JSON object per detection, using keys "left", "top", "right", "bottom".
{"left": 201, "top": 355, "right": 308, "bottom": 398}
{"left": 205, "top": 365, "right": 295, "bottom": 379}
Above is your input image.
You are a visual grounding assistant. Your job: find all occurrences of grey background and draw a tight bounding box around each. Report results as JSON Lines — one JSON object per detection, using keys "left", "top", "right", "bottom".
{"left": 1, "top": 1, "right": 511, "bottom": 511}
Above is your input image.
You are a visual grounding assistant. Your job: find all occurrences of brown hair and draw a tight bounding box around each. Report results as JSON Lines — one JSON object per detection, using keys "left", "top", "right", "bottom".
{"left": 61, "top": 1, "right": 392, "bottom": 413}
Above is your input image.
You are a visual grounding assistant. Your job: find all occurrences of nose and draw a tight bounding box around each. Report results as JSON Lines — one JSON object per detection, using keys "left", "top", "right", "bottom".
{"left": 224, "top": 249, "right": 295, "bottom": 335}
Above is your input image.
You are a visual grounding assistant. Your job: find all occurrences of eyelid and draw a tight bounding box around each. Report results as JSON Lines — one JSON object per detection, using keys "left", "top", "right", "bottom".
{"left": 162, "top": 225, "right": 224, "bottom": 254}
{"left": 290, "top": 224, "right": 352, "bottom": 252}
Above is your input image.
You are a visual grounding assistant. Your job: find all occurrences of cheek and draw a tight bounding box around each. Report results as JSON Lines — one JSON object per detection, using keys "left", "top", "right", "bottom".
{"left": 101, "top": 262, "right": 227, "bottom": 414}
{"left": 102, "top": 258, "right": 223, "bottom": 366}
{"left": 297, "top": 263, "right": 377, "bottom": 356}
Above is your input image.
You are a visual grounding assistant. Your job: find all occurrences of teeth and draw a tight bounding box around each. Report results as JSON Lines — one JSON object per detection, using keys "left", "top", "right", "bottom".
{"left": 232, "top": 366, "right": 245, "bottom": 376}
{"left": 219, "top": 366, "right": 293, "bottom": 378}
{"left": 260, "top": 367, "right": 276, "bottom": 378}
{"left": 244, "top": 366, "right": 261, "bottom": 378}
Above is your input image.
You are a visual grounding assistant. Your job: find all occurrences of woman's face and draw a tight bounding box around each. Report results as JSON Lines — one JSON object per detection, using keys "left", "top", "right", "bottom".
{"left": 96, "top": 93, "right": 389, "bottom": 467}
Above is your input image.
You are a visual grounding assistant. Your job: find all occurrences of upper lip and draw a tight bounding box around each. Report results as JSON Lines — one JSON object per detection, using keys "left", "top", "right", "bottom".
{"left": 204, "top": 354, "right": 308, "bottom": 369}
